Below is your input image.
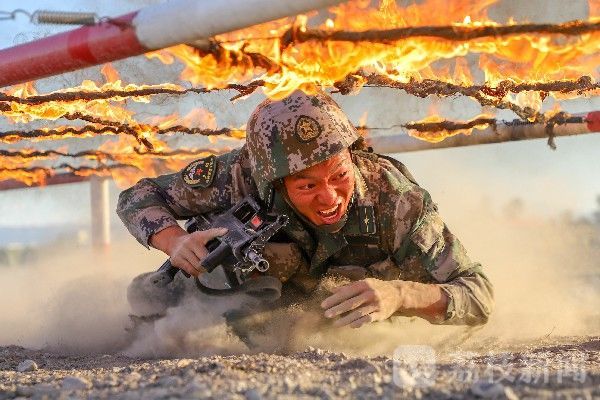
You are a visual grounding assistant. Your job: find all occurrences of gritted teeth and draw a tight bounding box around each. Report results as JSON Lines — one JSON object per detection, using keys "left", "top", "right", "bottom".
{"left": 318, "top": 203, "right": 340, "bottom": 217}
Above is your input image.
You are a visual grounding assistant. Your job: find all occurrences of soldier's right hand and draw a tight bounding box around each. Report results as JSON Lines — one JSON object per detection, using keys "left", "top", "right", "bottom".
{"left": 151, "top": 226, "right": 228, "bottom": 277}
{"left": 168, "top": 227, "right": 228, "bottom": 276}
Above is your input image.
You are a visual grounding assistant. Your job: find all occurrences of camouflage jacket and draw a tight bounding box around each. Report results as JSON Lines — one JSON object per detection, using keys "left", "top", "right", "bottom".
{"left": 117, "top": 147, "right": 494, "bottom": 325}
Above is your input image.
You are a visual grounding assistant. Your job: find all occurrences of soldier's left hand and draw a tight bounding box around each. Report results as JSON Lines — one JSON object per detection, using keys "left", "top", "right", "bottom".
{"left": 320, "top": 278, "right": 401, "bottom": 328}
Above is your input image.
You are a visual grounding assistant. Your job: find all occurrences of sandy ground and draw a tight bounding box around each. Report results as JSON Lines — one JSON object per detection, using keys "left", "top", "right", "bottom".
{"left": 0, "top": 215, "right": 598, "bottom": 399}
{"left": 0, "top": 336, "right": 598, "bottom": 399}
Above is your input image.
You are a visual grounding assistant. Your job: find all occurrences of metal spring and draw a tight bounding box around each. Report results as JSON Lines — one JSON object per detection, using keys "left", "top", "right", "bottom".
{"left": 32, "top": 10, "right": 97, "bottom": 26}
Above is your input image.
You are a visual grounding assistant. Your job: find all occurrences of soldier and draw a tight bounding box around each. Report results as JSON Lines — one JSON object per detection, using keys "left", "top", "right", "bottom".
{"left": 117, "top": 90, "right": 493, "bottom": 328}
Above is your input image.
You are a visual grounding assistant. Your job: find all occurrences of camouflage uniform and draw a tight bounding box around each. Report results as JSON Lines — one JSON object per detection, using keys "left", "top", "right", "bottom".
{"left": 118, "top": 91, "right": 493, "bottom": 326}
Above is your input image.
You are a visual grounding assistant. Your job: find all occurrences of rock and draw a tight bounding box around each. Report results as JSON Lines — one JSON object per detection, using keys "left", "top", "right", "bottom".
{"left": 176, "top": 359, "right": 193, "bottom": 368}
{"left": 31, "top": 383, "right": 59, "bottom": 398}
{"left": 470, "top": 380, "right": 519, "bottom": 399}
{"left": 504, "top": 387, "right": 519, "bottom": 400}
{"left": 17, "top": 360, "right": 37, "bottom": 372}
{"left": 61, "top": 376, "right": 91, "bottom": 391}
{"left": 127, "top": 371, "right": 142, "bottom": 381}
{"left": 184, "top": 381, "right": 212, "bottom": 398}
{"left": 283, "top": 376, "right": 296, "bottom": 390}
{"left": 244, "top": 388, "right": 262, "bottom": 400}
{"left": 15, "top": 385, "right": 33, "bottom": 396}
{"left": 338, "top": 358, "right": 379, "bottom": 373}
{"left": 394, "top": 367, "right": 417, "bottom": 389}
{"left": 158, "top": 375, "right": 182, "bottom": 387}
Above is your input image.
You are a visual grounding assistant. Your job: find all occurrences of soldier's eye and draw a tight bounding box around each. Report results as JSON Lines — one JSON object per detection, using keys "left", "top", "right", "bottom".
{"left": 298, "top": 184, "right": 315, "bottom": 190}
{"left": 334, "top": 171, "right": 348, "bottom": 180}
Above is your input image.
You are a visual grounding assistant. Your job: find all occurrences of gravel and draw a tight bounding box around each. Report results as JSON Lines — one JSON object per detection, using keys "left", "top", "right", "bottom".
{"left": 0, "top": 336, "right": 598, "bottom": 399}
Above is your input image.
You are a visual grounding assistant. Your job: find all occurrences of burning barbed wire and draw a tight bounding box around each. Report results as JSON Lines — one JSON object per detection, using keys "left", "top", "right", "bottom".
{"left": 336, "top": 73, "right": 600, "bottom": 98}
{"left": 1, "top": 0, "right": 599, "bottom": 188}
{"left": 281, "top": 19, "right": 600, "bottom": 46}
{"left": 0, "top": 147, "right": 230, "bottom": 162}
{"left": 0, "top": 126, "right": 121, "bottom": 143}
{"left": 145, "top": 2, "right": 600, "bottom": 98}
{"left": 3, "top": 109, "right": 587, "bottom": 150}
{"left": 1, "top": 108, "right": 596, "bottom": 186}
{"left": 0, "top": 80, "right": 266, "bottom": 105}
{"left": 2, "top": 75, "right": 598, "bottom": 106}
{"left": 0, "top": 163, "right": 138, "bottom": 187}
{"left": 0, "top": 125, "right": 245, "bottom": 144}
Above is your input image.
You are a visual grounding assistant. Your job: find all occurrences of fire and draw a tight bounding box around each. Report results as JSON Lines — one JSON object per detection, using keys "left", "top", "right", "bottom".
{"left": 146, "top": 0, "right": 598, "bottom": 100}
{"left": 0, "top": 66, "right": 234, "bottom": 186}
{"left": 406, "top": 113, "right": 496, "bottom": 143}
{"left": 1, "top": 0, "right": 599, "bottom": 187}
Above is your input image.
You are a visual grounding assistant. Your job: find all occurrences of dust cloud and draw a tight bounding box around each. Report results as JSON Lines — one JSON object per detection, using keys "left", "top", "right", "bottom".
{"left": 285, "top": 204, "right": 600, "bottom": 356}
{"left": 0, "top": 239, "right": 159, "bottom": 354}
{"left": 0, "top": 191, "right": 598, "bottom": 357}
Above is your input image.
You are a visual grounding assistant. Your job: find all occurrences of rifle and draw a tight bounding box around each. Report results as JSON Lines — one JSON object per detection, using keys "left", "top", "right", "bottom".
{"left": 152, "top": 196, "right": 288, "bottom": 293}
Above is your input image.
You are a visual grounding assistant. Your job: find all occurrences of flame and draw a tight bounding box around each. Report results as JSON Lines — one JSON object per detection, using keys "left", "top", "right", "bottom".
{"left": 514, "top": 91, "right": 544, "bottom": 117}
{"left": 100, "top": 63, "right": 120, "bottom": 84}
{"left": 407, "top": 113, "right": 496, "bottom": 142}
{"left": 143, "top": 0, "right": 598, "bottom": 99}
{"left": 2, "top": 0, "right": 599, "bottom": 187}
{"left": 358, "top": 111, "right": 368, "bottom": 128}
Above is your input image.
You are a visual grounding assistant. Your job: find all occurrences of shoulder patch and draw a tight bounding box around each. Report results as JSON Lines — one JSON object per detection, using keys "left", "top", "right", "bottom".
{"left": 182, "top": 155, "right": 217, "bottom": 188}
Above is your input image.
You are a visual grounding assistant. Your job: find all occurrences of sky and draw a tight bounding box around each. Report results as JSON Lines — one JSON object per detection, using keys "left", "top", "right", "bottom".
{"left": 0, "top": 0, "right": 598, "bottom": 236}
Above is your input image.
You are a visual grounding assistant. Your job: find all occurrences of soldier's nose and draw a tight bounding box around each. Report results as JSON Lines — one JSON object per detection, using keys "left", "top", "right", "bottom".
{"left": 316, "top": 184, "right": 337, "bottom": 206}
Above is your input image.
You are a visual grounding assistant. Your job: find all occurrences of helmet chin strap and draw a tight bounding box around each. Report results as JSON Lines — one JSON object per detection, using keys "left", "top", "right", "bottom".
{"left": 274, "top": 179, "right": 353, "bottom": 234}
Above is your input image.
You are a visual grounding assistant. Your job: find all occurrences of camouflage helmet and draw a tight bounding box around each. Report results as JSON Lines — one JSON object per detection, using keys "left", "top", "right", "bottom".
{"left": 246, "top": 90, "right": 360, "bottom": 200}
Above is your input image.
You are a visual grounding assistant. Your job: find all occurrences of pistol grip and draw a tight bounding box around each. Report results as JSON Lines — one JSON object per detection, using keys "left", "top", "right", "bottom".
{"left": 201, "top": 240, "right": 229, "bottom": 272}
{"left": 157, "top": 259, "right": 190, "bottom": 280}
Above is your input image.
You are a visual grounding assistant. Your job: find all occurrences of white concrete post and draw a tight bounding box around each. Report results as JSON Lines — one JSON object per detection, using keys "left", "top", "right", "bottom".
{"left": 90, "top": 176, "right": 111, "bottom": 249}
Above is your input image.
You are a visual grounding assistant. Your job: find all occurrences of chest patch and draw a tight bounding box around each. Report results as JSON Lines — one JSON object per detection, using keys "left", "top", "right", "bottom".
{"left": 358, "top": 206, "right": 377, "bottom": 234}
{"left": 182, "top": 155, "right": 216, "bottom": 188}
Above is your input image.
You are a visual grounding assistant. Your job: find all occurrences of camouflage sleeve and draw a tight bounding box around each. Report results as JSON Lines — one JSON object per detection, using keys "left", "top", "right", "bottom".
{"left": 116, "top": 151, "right": 242, "bottom": 248}
{"left": 390, "top": 191, "right": 494, "bottom": 326}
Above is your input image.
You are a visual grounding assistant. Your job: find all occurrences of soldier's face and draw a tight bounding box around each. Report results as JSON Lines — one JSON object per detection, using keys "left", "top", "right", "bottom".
{"left": 283, "top": 150, "right": 355, "bottom": 226}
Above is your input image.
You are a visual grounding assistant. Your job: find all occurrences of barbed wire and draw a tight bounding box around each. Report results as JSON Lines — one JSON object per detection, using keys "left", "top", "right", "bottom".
{"left": 0, "top": 147, "right": 230, "bottom": 161}
{"left": 0, "top": 110, "right": 588, "bottom": 183}
{"left": 0, "top": 125, "right": 245, "bottom": 143}
{"left": 0, "top": 163, "right": 138, "bottom": 177}
{"left": 0, "top": 97, "right": 553, "bottom": 138}
{"left": 3, "top": 75, "right": 596, "bottom": 117}
{"left": 1, "top": 110, "right": 583, "bottom": 151}
{"left": 1, "top": 11, "right": 598, "bottom": 185}
{"left": 0, "top": 80, "right": 266, "bottom": 105}
{"left": 281, "top": 19, "right": 600, "bottom": 47}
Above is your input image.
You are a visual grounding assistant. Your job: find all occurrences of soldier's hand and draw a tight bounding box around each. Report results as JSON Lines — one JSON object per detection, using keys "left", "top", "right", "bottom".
{"left": 168, "top": 227, "right": 228, "bottom": 277}
{"left": 320, "top": 278, "right": 401, "bottom": 328}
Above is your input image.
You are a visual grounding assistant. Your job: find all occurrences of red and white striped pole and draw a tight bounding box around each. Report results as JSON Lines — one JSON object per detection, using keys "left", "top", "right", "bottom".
{"left": 368, "top": 111, "right": 600, "bottom": 153}
{"left": 0, "top": 0, "right": 345, "bottom": 88}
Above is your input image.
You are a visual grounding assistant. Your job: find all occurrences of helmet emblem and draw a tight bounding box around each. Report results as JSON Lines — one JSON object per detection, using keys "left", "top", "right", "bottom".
{"left": 294, "top": 115, "right": 322, "bottom": 142}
